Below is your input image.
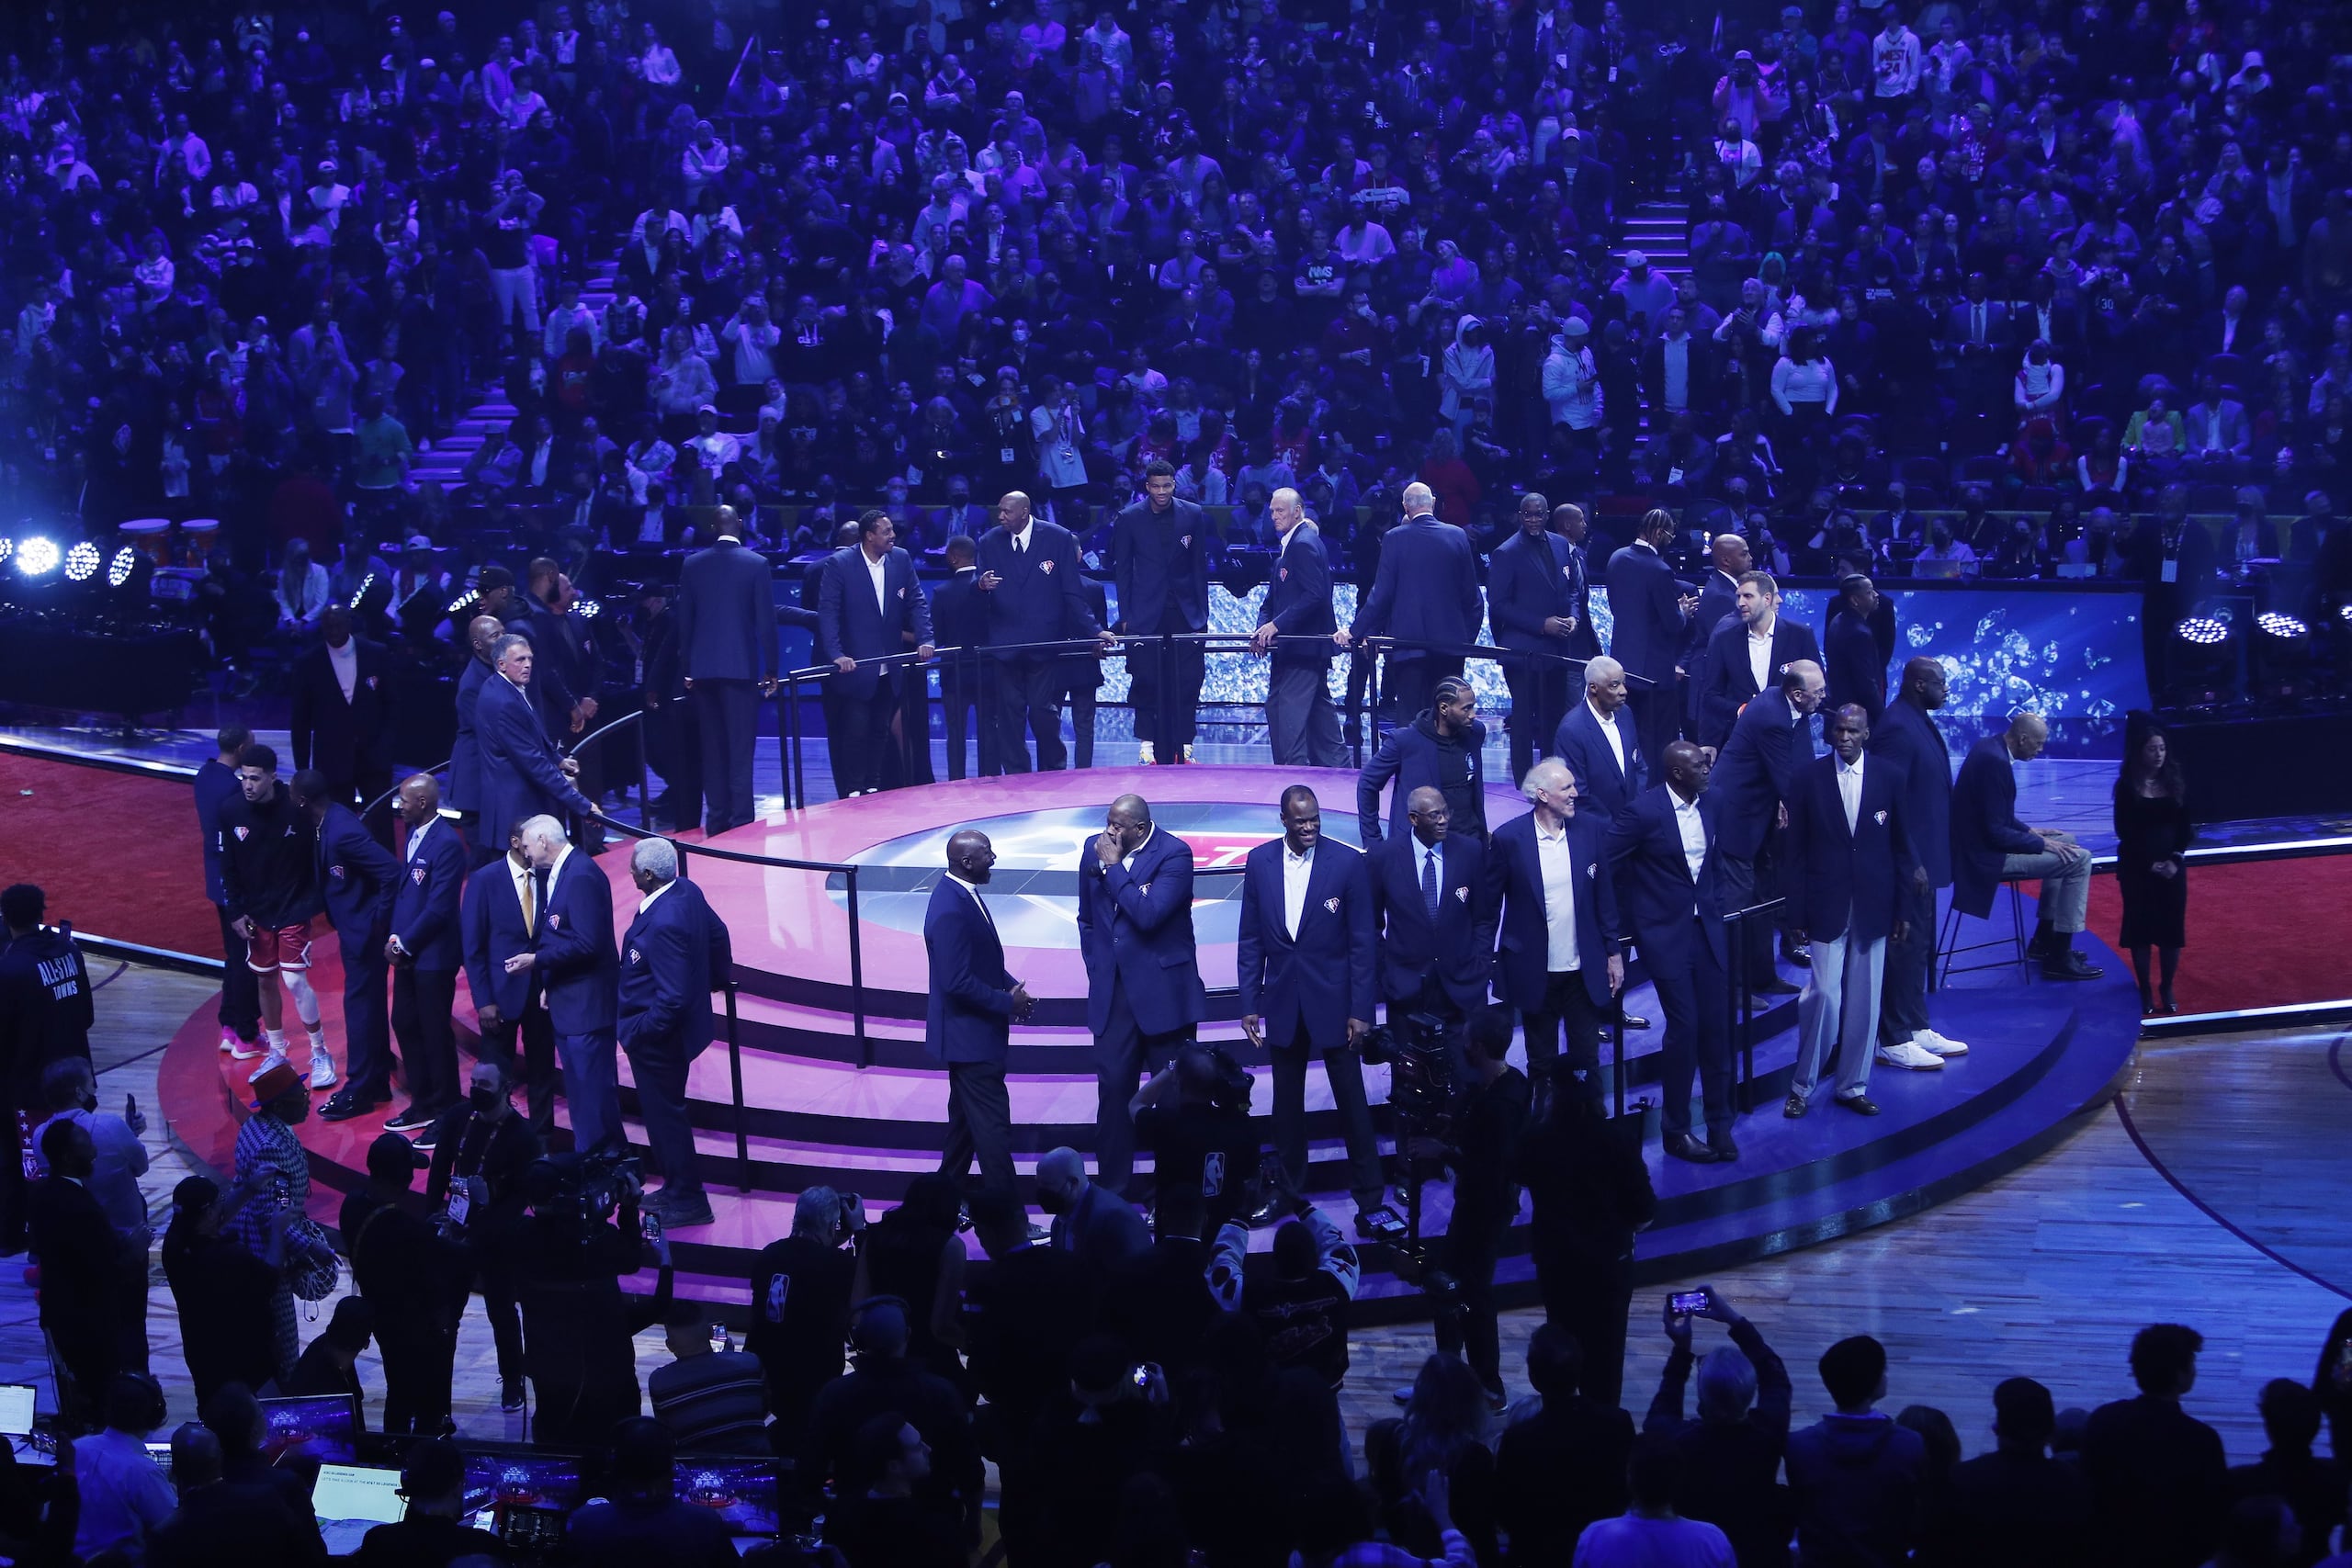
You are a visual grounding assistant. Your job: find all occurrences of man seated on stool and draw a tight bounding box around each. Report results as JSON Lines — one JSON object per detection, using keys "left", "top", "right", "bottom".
{"left": 1950, "top": 710, "right": 2104, "bottom": 981}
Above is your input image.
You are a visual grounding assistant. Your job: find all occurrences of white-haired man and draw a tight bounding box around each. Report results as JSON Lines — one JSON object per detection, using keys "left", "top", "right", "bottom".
{"left": 616, "top": 838, "right": 731, "bottom": 1227}
{"left": 505, "top": 815, "right": 622, "bottom": 1153}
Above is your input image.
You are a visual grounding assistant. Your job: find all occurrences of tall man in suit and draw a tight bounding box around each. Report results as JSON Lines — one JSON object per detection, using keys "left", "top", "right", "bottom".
{"left": 1945, "top": 273, "right": 2013, "bottom": 439}
{"left": 976, "top": 491, "right": 1108, "bottom": 773}
{"left": 1236, "top": 786, "right": 1384, "bottom": 1227}
{"left": 28, "top": 1122, "right": 129, "bottom": 1425}
{"left": 511, "top": 814, "right": 622, "bottom": 1152}
{"left": 617, "top": 838, "right": 731, "bottom": 1229}
{"left": 677, "top": 507, "right": 776, "bottom": 834}
{"left": 1610, "top": 742, "right": 1740, "bottom": 1162}
{"left": 1251, "top": 488, "right": 1349, "bottom": 767}
{"left": 1710, "top": 660, "right": 1826, "bottom": 993}
{"left": 1782, "top": 706, "right": 1922, "bottom": 1119}
{"left": 817, "top": 509, "right": 936, "bottom": 796}
{"left": 1340, "top": 480, "right": 1483, "bottom": 722}
{"left": 926, "top": 831, "right": 1035, "bottom": 1195}
{"left": 477, "top": 635, "right": 594, "bottom": 847}
{"left": 1950, "top": 712, "right": 2103, "bottom": 980}
{"left": 1609, "top": 508, "right": 1699, "bottom": 777}
{"left": 932, "top": 536, "right": 993, "bottom": 779}
{"left": 1870, "top": 658, "right": 1972, "bottom": 1068}
{"left": 1698, "top": 571, "right": 1824, "bottom": 750}
{"left": 1552, "top": 657, "right": 1646, "bottom": 825}
{"left": 289, "top": 605, "right": 396, "bottom": 810}
{"left": 1488, "top": 759, "right": 1626, "bottom": 1117}
{"left": 384, "top": 774, "right": 469, "bottom": 1135}
{"left": 450, "top": 615, "right": 505, "bottom": 863}
{"left": 1489, "top": 491, "right": 1586, "bottom": 785}
{"left": 462, "top": 819, "right": 558, "bottom": 1136}
{"left": 1114, "top": 460, "right": 1212, "bottom": 763}
{"left": 1679, "top": 534, "right": 1749, "bottom": 738}
{"left": 1825, "top": 575, "right": 1890, "bottom": 725}
{"left": 1079, "top": 794, "right": 1207, "bottom": 1198}
{"left": 295, "top": 767, "right": 397, "bottom": 1106}
{"left": 1549, "top": 504, "right": 1602, "bottom": 660}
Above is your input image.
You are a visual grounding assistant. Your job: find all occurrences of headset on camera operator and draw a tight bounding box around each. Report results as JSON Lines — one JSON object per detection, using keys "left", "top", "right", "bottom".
{"left": 1127, "top": 1045, "right": 1259, "bottom": 1233}
{"left": 511, "top": 1148, "right": 675, "bottom": 1447}
{"left": 1408, "top": 1005, "right": 1532, "bottom": 1409}
{"left": 424, "top": 1055, "right": 543, "bottom": 1415}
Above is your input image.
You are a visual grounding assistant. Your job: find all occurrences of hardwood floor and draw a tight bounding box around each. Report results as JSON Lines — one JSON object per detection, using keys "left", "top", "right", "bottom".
{"left": 6, "top": 967, "right": 2344, "bottom": 1470}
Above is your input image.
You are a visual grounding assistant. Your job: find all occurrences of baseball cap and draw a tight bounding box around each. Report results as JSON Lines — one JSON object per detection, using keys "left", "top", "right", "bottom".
{"left": 1625, "top": 250, "right": 1649, "bottom": 268}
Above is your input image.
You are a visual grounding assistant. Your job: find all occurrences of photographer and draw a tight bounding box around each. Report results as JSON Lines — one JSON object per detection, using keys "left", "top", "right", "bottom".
{"left": 1127, "top": 1046, "right": 1259, "bottom": 1233}
{"left": 424, "top": 1057, "right": 543, "bottom": 1415}
{"left": 511, "top": 1151, "right": 675, "bottom": 1447}
{"left": 746, "top": 1187, "right": 863, "bottom": 1448}
{"left": 1208, "top": 1185, "right": 1362, "bottom": 1389}
{"left": 1409, "top": 1006, "right": 1530, "bottom": 1410}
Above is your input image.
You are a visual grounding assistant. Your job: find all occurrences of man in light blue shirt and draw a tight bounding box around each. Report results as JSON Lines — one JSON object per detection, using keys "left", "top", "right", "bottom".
{"left": 74, "top": 1372, "right": 177, "bottom": 1563}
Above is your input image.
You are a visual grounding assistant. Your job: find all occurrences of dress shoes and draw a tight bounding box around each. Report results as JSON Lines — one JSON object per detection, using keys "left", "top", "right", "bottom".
{"left": 1621, "top": 1012, "right": 1653, "bottom": 1031}
{"left": 500, "top": 1379, "right": 527, "bottom": 1413}
{"left": 2041, "top": 949, "right": 2105, "bottom": 981}
{"left": 1707, "top": 1132, "right": 1741, "bottom": 1161}
{"left": 647, "top": 1188, "right": 715, "bottom": 1227}
{"left": 1833, "top": 1091, "right": 1883, "bottom": 1115}
{"left": 1782, "top": 1093, "right": 1809, "bottom": 1119}
{"left": 1243, "top": 1191, "right": 1288, "bottom": 1229}
{"left": 318, "top": 1087, "right": 384, "bottom": 1122}
{"left": 1664, "top": 1132, "right": 1721, "bottom": 1164}
{"left": 385, "top": 1102, "right": 437, "bottom": 1132}
{"left": 1751, "top": 976, "right": 1801, "bottom": 997}
{"left": 1781, "top": 942, "right": 1813, "bottom": 968}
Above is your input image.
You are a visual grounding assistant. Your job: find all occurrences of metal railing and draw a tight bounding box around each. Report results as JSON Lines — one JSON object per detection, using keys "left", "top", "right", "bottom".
{"left": 1723, "top": 897, "right": 1788, "bottom": 1111}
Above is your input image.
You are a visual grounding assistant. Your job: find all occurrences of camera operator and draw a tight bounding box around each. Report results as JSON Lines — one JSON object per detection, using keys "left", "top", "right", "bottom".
{"left": 1127, "top": 1046, "right": 1259, "bottom": 1233}
{"left": 1207, "top": 1182, "right": 1363, "bottom": 1388}
{"left": 424, "top": 1056, "right": 542, "bottom": 1415}
{"left": 1408, "top": 1006, "right": 1531, "bottom": 1410}
{"left": 511, "top": 1151, "right": 675, "bottom": 1447}
{"left": 339, "top": 1132, "right": 469, "bottom": 1435}
{"left": 746, "top": 1187, "right": 863, "bottom": 1448}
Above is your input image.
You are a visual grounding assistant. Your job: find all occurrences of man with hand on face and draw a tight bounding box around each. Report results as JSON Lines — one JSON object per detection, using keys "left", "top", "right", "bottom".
{"left": 1699, "top": 570, "right": 1822, "bottom": 751}
{"left": 1236, "top": 786, "right": 1383, "bottom": 1230}
{"left": 926, "top": 830, "right": 1034, "bottom": 1196}
{"left": 1783, "top": 705, "right": 1921, "bottom": 1120}
{"left": 383, "top": 773, "right": 469, "bottom": 1137}
{"left": 1487, "top": 759, "right": 1626, "bottom": 1120}
{"left": 1114, "top": 458, "right": 1212, "bottom": 763}
{"left": 1080, "top": 794, "right": 1206, "bottom": 1199}
{"left": 1487, "top": 490, "right": 1585, "bottom": 785}
{"left": 976, "top": 490, "right": 1110, "bottom": 773}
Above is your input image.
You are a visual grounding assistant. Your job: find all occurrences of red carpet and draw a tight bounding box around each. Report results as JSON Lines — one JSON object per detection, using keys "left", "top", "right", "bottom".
{"left": 0, "top": 751, "right": 220, "bottom": 956}
{"left": 2086, "top": 852, "right": 2352, "bottom": 1014}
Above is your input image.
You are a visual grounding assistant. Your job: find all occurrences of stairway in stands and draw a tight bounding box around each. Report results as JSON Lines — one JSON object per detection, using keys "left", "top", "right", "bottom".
{"left": 405, "top": 258, "right": 624, "bottom": 490}
{"left": 1616, "top": 176, "right": 1689, "bottom": 446}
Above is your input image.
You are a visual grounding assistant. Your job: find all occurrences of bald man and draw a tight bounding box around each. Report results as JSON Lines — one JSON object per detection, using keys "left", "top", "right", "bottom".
{"left": 1340, "top": 480, "right": 1483, "bottom": 716}
{"left": 1252, "top": 487, "right": 1349, "bottom": 767}
{"left": 384, "top": 774, "right": 470, "bottom": 1133}
{"left": 975, "top": 491, "right": 1106, "bottom": 773}
{"left": 925, "top": 830, "right": 1033, "bottom": 1194}
{"left": 1079, "top": 795, "right": 1206, "bottom": 1197}
{"left": 1488, "top": 491, "right": 1585, "bottom": 785}
{"left": 451, "top": 613, "right": 506, "bottom": 860}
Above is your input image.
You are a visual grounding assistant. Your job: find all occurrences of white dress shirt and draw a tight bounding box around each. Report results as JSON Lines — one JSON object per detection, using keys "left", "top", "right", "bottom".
{"left": 1282, "top": 843, "right": 1314, "bottom": 938}
{"left": 1121, "top": 823, "right": 1155, "bottom": 872}
{"left": 327, "top": 637, "right": 359, "bottom": 702}
{"left": 1533, "top": 818, "right": 1582, "bottom": 973}
{"left": 1837, "top": 751, "right": 1865, "bottom": 832}
{"left": 865, "top": 547, "right": 889, "bottom": 615}
{"left": 946, "top": 869, "right": 996, "bottom": 932}
{"left": 1671, "top": 788, "right": 1709, "bottom": 889}
{"left": 1746, "top": 616, "right": 1774, "bottom": 694}
{"left": 1588, "top": 699, "right": 1626, "bottom": 773}
{"left": 638, "top": 877, "right": 675, "bottom": 917}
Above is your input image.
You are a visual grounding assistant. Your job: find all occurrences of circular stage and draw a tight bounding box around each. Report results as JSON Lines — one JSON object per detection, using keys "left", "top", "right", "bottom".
{"left": 158, "top": 767, "right": 2146, "bottom": 1320}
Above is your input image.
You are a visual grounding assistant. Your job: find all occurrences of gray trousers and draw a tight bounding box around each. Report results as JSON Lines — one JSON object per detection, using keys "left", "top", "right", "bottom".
{"left": 1792, "top": 931, "right": 1885, "bottom": 1103}
{"left": 1268, "top": 661, "right": 1348, "bottom": 767}
{"left": 2001, "top": 832, "right": 2092, "bottom": 933}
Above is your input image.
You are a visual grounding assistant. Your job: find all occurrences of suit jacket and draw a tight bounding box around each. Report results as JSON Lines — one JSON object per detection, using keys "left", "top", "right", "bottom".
{"left": 27, "top": 1175, "right": 124, "bottom": 1345}
{"left": 1351, "top": 514, "right": 1483, "bottom": 655}
{"left": 1486, "top": 809, "right": 1623, "bottom": 1011}
{"left": 1710, "top": 686, "right": 1813, "bottom": 859}
{"left": 314, "top": 803, "right": 399, "bottom": 951}
{"left": 449, "top": 657, "right": 491, "bottom": 812}
{"left": 1358, "top": 714, "right": 1490, "bottom": 843}
{"left": 1606, "top": 784, "right": 1729, "bottom": 973}
{"left": 2183, "top": 399, "right": 2250, "bottom": 457}
{"left": 1605, "top": 541, "right": 1690, "bottom": 683}
{"left": 1698, "top": 614, "right": 1823, "bottom": 750}
{"left": 390, "top": 816, "right": 469, "bottom": 970}
{"left": 816, "top": 545, "right": 933, "bottom": 698}
{"left": 923, "top": 876, "right": 1016, "bottom": 1066}
{"left": 1366, "top": 831, "right": 1496, "bottom": 1010}
{"left": 1487, "top": 529, "right": 1581, "bottom": 662}
{"left": 676, "top": 536, "right": 776, "bottom": 682}
{"left": 931, "top": 568, "right": 988, "bottom": 682}
{"left": 1949, "top": 735, "right": 2043, "bottom": 918}
{"left": 537, "top": 844, "right": 618, "bottom": 1033}
{"left": 1551, "top": 700, "right": 1645, "bottom": 823}
{"left": 461, "top": 853, "right": 540, "bottom": 1021}
{"left": 476, "top": 670, "right": 589, "bottom": 844}
{"left": 1824, "top": 608, "right": 1886, "bottom": 724}
{"left": 1258, "top": 521, "right": 1339, "bottom": 668}
{"left": 1781, "top": 752, "right": 1917, "bottom": 943}
{"left": 1235, "top": 838, "right": 1375, "bottom": 1052}
{"left": 1680, "top": 569, "right": 1741, "bottom": 726}
{"left": 1077, "top": 827, "right": 1207, "bottom": 1043}
{"left": 976, "top": 521, "right": 1097, "bottom": 656}
{"left": 1869, "top": 696, "right": 1952, "bottom": 887}
{"left": 1944, "top": 298, "right": 2013, "bottom": 364}
{"left": 1111, "top": 497, "right": 1211, "bottom": 633}
{"left": 617, "top": 878, "right": 729, "bottom": 1065}
{"left": 289, "top": 637, "right": 394, "bottom": 785}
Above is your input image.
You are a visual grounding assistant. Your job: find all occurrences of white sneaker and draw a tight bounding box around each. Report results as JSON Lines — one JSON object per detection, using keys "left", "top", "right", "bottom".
{"left": 1875, "top": 1040, "right": 1947, "bottom": 1070}
{"left": 219, "top": 1028, "right": 239, "bottom": 1054}
{"left": 308, "top": 1046, "right": 339, "bottom": 1090}
{"left": 1917, "top": 1029, "right": 1971, "bottom": 1056}
{"left": 231, "top": 1034, "right": 268, "bottom": 1060}
{"left": 1137, "top": 741, "right": 1156, "bottom": 764}
{"left": 1179, "top": 744, "right": 1194, "bottom": 762}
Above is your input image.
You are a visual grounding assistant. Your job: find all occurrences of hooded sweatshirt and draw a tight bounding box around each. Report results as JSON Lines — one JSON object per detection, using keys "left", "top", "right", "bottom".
{"left": 1784, "top": 1410, "right": 1927, "bottom": 1567}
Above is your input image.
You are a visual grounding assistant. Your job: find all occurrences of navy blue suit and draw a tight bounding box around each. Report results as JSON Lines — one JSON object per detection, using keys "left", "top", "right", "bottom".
{"left": 1606, "top": 540, "right": 1692, "bottom": 773}
{"left": 537, "top": 845, "right": 622, "bottom": 1153}
{"left": 460, "top": 852, "right": 558, "bottom": 1132}
{"left": 1352, "top": 513, "right": 1484, "bottom": 711}
{"left": 923, "top": 875, "right": 1018, "bottom": 1191}
{"left": 390, "top": 816, "right": 469, "bottom": 1117}
{"left": 815, "top": 544, "right": 933, "bottom": 796}
{"left": 677, "top": 535, "right": 775, "bottom": 832}
{"left": 1551, "top": 700, "right": 1647, "bottom": 825}
{"left": 196, "top": 759, "right": 259, "bottom": 1043}
{"left": 1258, "top": 521, "right": 1347, "bottom": 767}
{"left": 1366, "top": 831, "right": 1497, "bottom": 1013}
{"left": 449, "top": 657, "right": 490, "bottom": 823}
{"left": 290, "top": 637, "right": 396, "bottom": 805}
{"left": 976, "top": 519, "right": 1098, "bottom": 772}
{"left": 315, "top": 804, "right": 399, "bottom": 1094}
{"left": 1113, "top": 496, "right": 1212, "bottom": 749}
{"left": 931, "top": 568, "right": 991, "bottom": 780}
{"left": 1697, "top": 615, "right": 1823, "bottom": 750}
{"left": 1824, "top": 609, "right": 1887, "bottom": 725}
{"left": 1236, "top": 837, "right": 1384, "bottom": 1209}
{"left": 1357, "top": 715, "right": 1490, "bottom": 844}
{"left": 1607, "top": 784, "right": 1734, "bottom": 1137}
{"left": 1488, "top": 527, "right": 1586, "bottom": 783}
{"left": 1784, "top": 752, "right": 1919, "bottom": 1104}
{"left": 1079, "top": 827, "right": 1207, "bottom": 1196}
{"left": 476, "top": 671, "right": 591, "bottom": 848}
{"left": 1679, "top": 570, "right": 1741, "bottom": 724}
{"left": 1950, "top": 736, "right": 2046, "bottom": 919}
{"left": 1869, "top": 695, "right": 1953, "bottom": 1050}
{"left": 618, "top": 879, "right": 730, "bottom": 1203}
{"left": 1487, "top": 809, "right": 1623, "bottom": 1105}
{"left": 1709, "top": 685, "right": 1815, "bottom": 984}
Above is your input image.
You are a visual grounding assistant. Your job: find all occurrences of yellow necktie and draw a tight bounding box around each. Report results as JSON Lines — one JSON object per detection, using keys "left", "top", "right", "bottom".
{"left": 520, "top": 867, "right": 537, "bottom": 934}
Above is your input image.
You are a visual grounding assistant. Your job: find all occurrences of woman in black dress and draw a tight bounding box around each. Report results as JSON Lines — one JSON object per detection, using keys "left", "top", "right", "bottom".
{"left": 2114, "top": 716, "right": 2192, "bottom": 1014}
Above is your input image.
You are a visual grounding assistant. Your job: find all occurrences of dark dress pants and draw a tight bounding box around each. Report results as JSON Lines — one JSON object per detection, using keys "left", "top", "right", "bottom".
{"left": 1521, "top": 968, "right": 1608, "bottom": 1110}
{"left": 1717, "top": 835, "right": 1785, "bottom": 985}
{"left": 1649, "top": 919, "right": 1735, "bottom": 1136}
{"left": 1627, "top": 685, "right": 1681, "bottom": 781}
{"left": 829, "top": 671, "right": 899, "bottom": 797}
{"left": 1092, "top": 982, "right": 1190, "bottom": 1197}
{"left": 1533, "top": 1240, "right": 1634, "bottom": 1408}
{"left": 481, "top": 1005, "right": 560, "bottom": 1141}
{"left": 391, "top": 965, "right": 461, "bottom": 1115}
{"left": 1436, "top": 1202, "right": 1510, "bottom": 1393}
{"left": 626, "top": 1039, "right": 700, "bottom": 1199}
{"left": 650, "top": 693, "right": 704, "bottom": 829}
{"left": 1270, "top": 1023, "right": 1386, "bottom": 1213}
{"left": 1128, "top": 621, "right": 1204, "bottom": 749}
{"left": 340, "top": 935, "right": 393, "bottom": 1095}
{"left": 1066, "top": 672, "right": 1099, "bottom": 768}
{"left": 1383, "top": 653, "right": 1465, "bottom": 717}
{"left": 940, "top": 1059, "right": 1016, "bottom": 1193}
{"left": 1878, "top": 876, "right": 1938, "bottom": 1045}
{"left": 379, "top": 1325, "right": 457, "bottom": 1435}
{"left": 693, "top": 677, "right": 760, "bottom": 831}
{"left": 942, "top": 662, "right": 991, "bottom": 779}
{"left": 1504, "top": 654, "right": 1573, "bottom": 787}
{"left": 992, "top": 655, "right": 1066, "bottom": 773}
{"left": 216, "top": 905, "right": 260, "bottom": 1041}
{"left": 557, "top": 1030, "right": 622, "bottom": 1153}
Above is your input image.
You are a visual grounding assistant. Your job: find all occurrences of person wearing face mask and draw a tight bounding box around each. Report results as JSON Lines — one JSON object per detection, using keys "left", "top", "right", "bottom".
{"left": 425, "top": 1057, "right": 543, "bottom": 1415}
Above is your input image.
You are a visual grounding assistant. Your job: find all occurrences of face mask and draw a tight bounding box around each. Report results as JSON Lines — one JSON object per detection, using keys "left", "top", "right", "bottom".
{"left": 470, "top": 1085, "right": 503, "bottom": 1112}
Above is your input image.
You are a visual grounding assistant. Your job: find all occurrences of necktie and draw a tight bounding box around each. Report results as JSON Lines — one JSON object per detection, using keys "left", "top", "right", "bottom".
{"left": 1421, "top": 844, "right": 1442, "bottom": 927}
{"left": 407, "top": 826, "right": 424, "bottom": 863}
{"left": 1973, "top": 304, "right": 1984, "bottom": 341}
{"left": 520, "top": 867, "right": 537, "bottom": 934}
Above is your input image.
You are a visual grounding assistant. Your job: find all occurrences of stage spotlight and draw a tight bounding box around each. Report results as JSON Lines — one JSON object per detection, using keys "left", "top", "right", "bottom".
{"left": 63, "top": 541, "right": 101, "bottom": 581}
{"left": 575, "top": 597, "right": 601, "bottom": 620}
{"left": 2252, "top": 610, "right": 2312, "bottom": 704}
{"left": 107, "top": 545, "right": 137, "bottom": 587}
{"left": 2168, "top": 614, "right": 2235, "bottom": 706}
{"left": 2256, "top": 611, "right": 2308, "bottom": 639}
{"left": 0, "top": 538, "right": 13, "bottom": 567}
{"left": 15, "top": 537, "right": 60, "bottom": 578}
{"left": 106, "top": 544, "right": 153, "bottom": 606}
{"left": 2173, "top": 615, "right": 2228, "bottom": 646}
